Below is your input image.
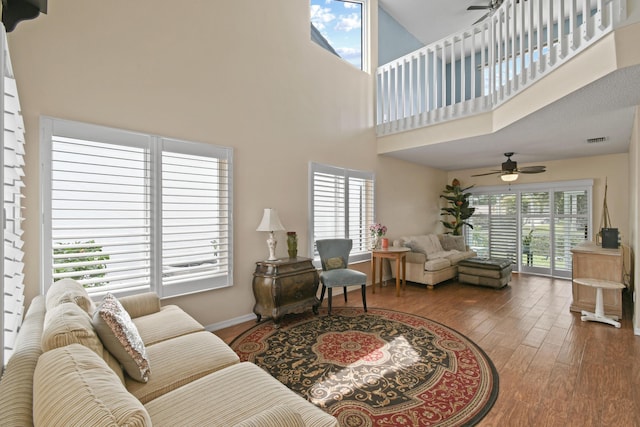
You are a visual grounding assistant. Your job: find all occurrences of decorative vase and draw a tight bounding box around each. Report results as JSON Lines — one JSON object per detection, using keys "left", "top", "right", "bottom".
{"left": 287, "top": 232, "right": 298, "bottom": 258}
{"left": 381, "top": 237, "right": 389, "bottom": 249}
{"left": 371, "top": 235, "right": 380, "bottom": 250}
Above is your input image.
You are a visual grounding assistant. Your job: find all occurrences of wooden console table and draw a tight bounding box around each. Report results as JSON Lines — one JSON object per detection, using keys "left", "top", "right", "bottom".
{"left": 252, "top": 257, "right": 320, "bottom": 327}
{"left": 570, "top": 242, "right": 624, "bottom": 318}
{"left": 371, "top": 247, "right": 410, "bottom": 297}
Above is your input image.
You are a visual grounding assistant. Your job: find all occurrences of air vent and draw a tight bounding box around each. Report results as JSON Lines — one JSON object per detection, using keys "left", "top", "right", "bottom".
{"left": 586, "top": 137, "right": 608, "bottom": 144}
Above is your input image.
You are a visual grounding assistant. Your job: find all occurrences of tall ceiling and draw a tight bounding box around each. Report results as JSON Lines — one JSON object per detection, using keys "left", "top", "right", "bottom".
{"left": 376, "top": 0, "right": 639, "bottom": 172}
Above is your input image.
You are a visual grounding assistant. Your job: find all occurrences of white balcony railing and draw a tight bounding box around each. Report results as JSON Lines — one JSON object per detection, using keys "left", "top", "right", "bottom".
{"left": 376, "top": 0, "right": 627, "bottom": 136}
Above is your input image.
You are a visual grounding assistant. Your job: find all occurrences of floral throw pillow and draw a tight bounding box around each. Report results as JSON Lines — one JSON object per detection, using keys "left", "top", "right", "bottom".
{"left": 93, "top": 293, "right": 151, "bottom": 383}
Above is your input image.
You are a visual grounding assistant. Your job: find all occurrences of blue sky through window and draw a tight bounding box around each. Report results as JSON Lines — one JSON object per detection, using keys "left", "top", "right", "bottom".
{"left": 310, "top": 0, "right": 363, "bottom": 69}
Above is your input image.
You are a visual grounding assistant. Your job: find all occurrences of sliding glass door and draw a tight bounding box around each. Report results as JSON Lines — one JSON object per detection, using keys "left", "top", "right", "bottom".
{"left": 466, "top": 181, "right": 592, "bottom": 279}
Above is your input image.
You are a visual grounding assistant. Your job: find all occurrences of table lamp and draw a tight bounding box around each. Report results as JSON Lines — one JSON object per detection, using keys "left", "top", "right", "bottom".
{"left": 256, "top": 208, "right": 285, "bottom": 260}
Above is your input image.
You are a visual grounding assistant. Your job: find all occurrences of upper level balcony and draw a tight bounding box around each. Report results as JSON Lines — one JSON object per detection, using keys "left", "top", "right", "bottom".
{"left": 376, "top": 0, "right": 628, "bottom": 138}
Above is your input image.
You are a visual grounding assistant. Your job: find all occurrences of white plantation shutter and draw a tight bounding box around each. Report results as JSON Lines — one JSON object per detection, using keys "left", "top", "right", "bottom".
{"left": 160, "top": 139, "right": 232, "bottom": 297}
{"left": 47, "top": 133, "right": 152, "bottom": 296}
{"left": 310, "top": 163, "right": 374, "bottom": 264}
{"left": 41, "top": 118, "right": 233, "bottom": 299}
{"left": 2, "top": 24, "right": 26, "bottom": 366}
{"left": 552, "top": 189, "right": 589, "bottom": 276}
{"left": 467, "top": 181, "right": 591, "bottom": 278}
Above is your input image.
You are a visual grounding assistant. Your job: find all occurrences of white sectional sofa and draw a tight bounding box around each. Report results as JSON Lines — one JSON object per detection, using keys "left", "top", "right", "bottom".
{"left": 389, "top": 234, "right": 477, "bottom": 289}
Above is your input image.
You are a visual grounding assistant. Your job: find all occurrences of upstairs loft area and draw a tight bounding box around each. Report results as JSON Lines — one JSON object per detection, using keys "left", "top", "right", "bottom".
{"left": 376, "top": 0, "right": 627, "bottom": 137}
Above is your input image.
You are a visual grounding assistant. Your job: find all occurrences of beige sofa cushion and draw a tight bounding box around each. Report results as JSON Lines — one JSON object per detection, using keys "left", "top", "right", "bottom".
{"left": 0, "top": 296, "right": 46, "bottom": 427}
{"left": 145, "top": 362, "right": 338, "bottom": 427}
{"left": 94, "top": 293, "right": 151, "bottom": 383}
{"left": 118, "top": 292, "right": 161, "bottom": 319}
{"left": 42, "top": 302, "right": 103, "bottom": 355}
{"left": 42, "top": 301, "right": 126, "bottom": 384}
{"left": 33, "top": 344, "right": 151, "bottom": 427}
{"left": 403, "top": 234, "right": 444, "bottom": 256}
{"left": 126, "top": 331, "right": 240, "bottom": 403}
{"left": 133, "top": 305, "right": 204, "bottom": 346}
{"left": 45, "top": 278, "right": 95, "bottom": 314}
{"left": 233, "top": 406, "right": 305, "bottom": 427}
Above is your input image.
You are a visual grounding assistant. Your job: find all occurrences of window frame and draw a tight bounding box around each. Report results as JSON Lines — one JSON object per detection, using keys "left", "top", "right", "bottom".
{"left": 40, "top": 117, "right": 234, "bottom": 299}
{"left": 466, "top": 179, "right": 592, "bottom": 278}
{"left": 310, "top": 0, "right": 369, "bottom": 72}
{"left": 308, "top": 162, "right": 375, "bottom": 266}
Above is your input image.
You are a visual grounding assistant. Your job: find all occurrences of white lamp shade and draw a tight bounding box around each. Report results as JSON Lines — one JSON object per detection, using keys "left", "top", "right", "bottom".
{"left": 256, "top": 208, "right": 285, "bottom": 232}
{"left": 501, "top": 173, "right": 518, "bottom": 182}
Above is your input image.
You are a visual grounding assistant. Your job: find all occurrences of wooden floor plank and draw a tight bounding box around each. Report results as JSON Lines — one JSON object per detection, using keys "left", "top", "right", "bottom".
{"left": 214, "top": 273, "right": 640, "bottom": 426}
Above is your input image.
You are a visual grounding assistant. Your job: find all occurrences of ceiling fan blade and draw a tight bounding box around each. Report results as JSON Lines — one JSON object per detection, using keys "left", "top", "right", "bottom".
{"left": 472, "top": 12, "right": 490, "bottom": 24}
{"left": 519, "top": 166, "right": 546, "bottom": 173}
{"left": 471, "top": 170, "right": 502, "bottom": 176}
{"left": 467, "top": 5, "right": 490, "bottom": 10}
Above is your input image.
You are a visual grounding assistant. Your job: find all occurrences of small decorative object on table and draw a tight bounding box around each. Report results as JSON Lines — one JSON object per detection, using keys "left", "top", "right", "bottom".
{"left": 287, "top": 231, "right": 298, "bottom": 258}
{"left": 369, "top": 223, "right": 387, "bottom": 250}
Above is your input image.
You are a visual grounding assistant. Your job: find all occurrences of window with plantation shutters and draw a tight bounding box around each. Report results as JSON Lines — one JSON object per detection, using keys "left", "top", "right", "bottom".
{"left": 310, "top": 163, "right": 374, "bottom": 264}
{"left": 41, "top": 117, "right": 233, "bottom": 299}
{"left": 2, "top": 25, "right": 26, "bottom": 366}
{"left": 466, "top": 180, "right": 592, "bottom": 278}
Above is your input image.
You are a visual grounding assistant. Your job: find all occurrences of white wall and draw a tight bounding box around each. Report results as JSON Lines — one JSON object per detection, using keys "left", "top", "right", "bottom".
{"left": 7, "top": 0, "right": 447, "bottom": 328}
{"left": 630, "top": 107, "right": 640, "bottom": 334}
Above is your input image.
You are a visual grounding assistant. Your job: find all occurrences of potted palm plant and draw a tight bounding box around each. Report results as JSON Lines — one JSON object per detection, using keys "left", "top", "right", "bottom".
{"left": 440, "top": 178, "right": 475, "bottom": 236}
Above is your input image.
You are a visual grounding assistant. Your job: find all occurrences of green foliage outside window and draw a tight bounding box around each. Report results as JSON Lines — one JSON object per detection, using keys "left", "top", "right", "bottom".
{"left": 53, "top": 240, "right": 110, "bottom": 288}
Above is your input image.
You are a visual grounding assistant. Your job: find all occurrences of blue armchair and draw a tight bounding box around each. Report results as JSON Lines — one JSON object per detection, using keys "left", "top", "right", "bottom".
{"left": 316, "top": 239, "right": 368, "bottom": 314}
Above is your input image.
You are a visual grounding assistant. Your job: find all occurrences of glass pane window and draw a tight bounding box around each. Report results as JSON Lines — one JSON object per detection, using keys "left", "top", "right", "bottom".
{"left": 310, "top": 0, "right": 365, "bottom": 70}
{"left": 41, "top": 118, "right": 234, "bottom": 299}
{"left": 466, "top": 181, "right": 592, "bottom": 279}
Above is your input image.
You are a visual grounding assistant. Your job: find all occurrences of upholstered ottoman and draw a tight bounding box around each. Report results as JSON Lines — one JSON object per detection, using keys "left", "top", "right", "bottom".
{"left": 458, "top": 257, "right": 512, "bottom": 288}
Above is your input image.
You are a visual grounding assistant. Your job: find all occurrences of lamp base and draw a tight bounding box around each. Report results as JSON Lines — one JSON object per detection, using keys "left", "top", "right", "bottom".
{"left": 266, "top": 232, "right": 278, "bottom": 261}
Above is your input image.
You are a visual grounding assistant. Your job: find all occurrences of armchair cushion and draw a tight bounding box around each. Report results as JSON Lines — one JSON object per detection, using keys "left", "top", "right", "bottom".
{"left": 321, "top": 269, "right": 367, "bottom": 287}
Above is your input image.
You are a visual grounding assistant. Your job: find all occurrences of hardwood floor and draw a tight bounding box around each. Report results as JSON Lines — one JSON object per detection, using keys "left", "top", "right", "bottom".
{"left": 215, "top": 274, "right": 640, "bottom": 426}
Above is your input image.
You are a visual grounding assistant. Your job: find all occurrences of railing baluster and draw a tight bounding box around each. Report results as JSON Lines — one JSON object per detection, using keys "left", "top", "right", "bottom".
{"left": 547, "top": 0, "right": 555, "bottom": 66}
{"left": 583, "top": 0, "right": 593, "bottom": 40}
{"left": 470, "top": 29, "right": 476, "bottom": 111}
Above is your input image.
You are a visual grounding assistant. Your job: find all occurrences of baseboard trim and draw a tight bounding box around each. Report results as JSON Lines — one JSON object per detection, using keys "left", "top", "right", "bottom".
{"left": 205, "top": 313, "right": 256, "bottom": 332}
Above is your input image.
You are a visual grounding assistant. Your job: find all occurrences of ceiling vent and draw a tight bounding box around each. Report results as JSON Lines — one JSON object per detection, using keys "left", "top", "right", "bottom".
{"left": 586, "top": 137, "right": 608, "bottom": 144}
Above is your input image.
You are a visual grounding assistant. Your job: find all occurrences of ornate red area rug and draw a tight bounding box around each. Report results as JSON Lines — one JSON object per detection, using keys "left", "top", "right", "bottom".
{"left": 230, "top": 308, "right": 498, "bottom": 426}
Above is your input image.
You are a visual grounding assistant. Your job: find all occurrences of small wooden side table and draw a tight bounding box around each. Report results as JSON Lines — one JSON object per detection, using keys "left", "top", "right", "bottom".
{"left": 371, "top": 247, "right": 410, "bottom": 297}
{"left": 252, "top": 257, "right": 320, "bottom": 327}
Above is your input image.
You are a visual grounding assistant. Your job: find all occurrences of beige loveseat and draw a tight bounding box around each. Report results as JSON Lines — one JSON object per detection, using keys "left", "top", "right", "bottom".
{"left": 389, "top": 234, "right": 477, "bottom": 289}
{"left": 0, "top": 279, "right": 337, "bottom": 427}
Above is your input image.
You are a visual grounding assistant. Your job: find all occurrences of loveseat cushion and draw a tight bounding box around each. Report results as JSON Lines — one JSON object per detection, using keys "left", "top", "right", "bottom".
{"left": 126, "top": 331, "right": 240, "bottom": 403}
{"left": 439, "top": 234, "right": 466, "bottom": 252}
{"left": 133, "top": 304, "right": 204, "bottom": 346}
{"left": 403, "top": 234, "right": 444, "bottom": 256}
{"left": 233, "top": 405, "right": 305, "bottom": 427}
{"left": 33, "top": 344, "right": 151, "bottom": 427}
{"left": 424, "top": 258, "right": 451, "bottom": 271}
{"left": 94, "top": 293, "right": 151, "bottom": 383}
{"left": 144, "top": 362, "right": 338, "bottom": 427}
{"left": 45, "top": 278, "right": 95, "bottom": 314}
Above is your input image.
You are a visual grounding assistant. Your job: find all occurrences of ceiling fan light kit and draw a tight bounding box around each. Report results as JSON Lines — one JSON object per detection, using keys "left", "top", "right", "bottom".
{"left": 472, "top": 152, "right": 546, "bottom": 182}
